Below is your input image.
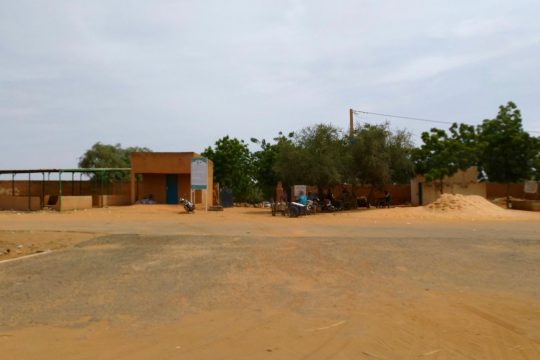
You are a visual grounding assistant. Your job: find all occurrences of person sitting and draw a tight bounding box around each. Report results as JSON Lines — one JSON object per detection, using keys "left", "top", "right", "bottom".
{"left": 297, "top": 191, "right": 307, "bottom": 206}
{"left": 138, "top": 194, "right": 156, "bottom": 204}
{"left": 326, "top": 189, "right": 334, "bottom": 202}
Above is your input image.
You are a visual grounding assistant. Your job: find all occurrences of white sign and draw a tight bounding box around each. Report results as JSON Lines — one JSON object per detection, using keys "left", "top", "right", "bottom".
{"left": 292, "top": 185, "right": 307, "bottom": 198}
{"left": 524, "top": 181, "right": 538, "bottom": 194}
{"left": 191, "top": 157, "right": 208, "bottom": 190}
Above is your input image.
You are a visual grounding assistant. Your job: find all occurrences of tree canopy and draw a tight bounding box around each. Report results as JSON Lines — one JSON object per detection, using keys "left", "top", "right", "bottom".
{"left": 477, "top": 102, "right": 537, "bottom": 184}
{"left": 413, "top": 123, "right": 477, "bottom": 193}
{"left": 350, "top": 123, "right": 414, "bottom": 189}
{"left": 201, "top": 101, "right": 538, "bottom": 203}
{"left": 413, "top": 102, "right": 539, "bottom": 197}
{"left": 533, "top": 138, "right": 540, "bottom": 181}
{"left": 273, "top": 124, "right": 348, "bottom": 189}
{"left": 202, "top": 136, "right": 261, "bottom": 203}
{"left": 78, "top": 142, "right": 151, "bottom": 181}
{"left": 250, "top": 137, "right": 281, "bottom": 199}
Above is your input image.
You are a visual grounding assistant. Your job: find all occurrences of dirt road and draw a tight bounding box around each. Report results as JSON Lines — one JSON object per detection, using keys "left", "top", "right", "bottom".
{"left": 0, "top": 206, "right": 539, "bottom": 359}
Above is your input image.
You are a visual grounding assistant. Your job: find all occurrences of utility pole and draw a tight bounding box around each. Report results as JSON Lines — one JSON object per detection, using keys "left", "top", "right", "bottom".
{"left": 349, "top": 108, "right": 354, "bottom": 138}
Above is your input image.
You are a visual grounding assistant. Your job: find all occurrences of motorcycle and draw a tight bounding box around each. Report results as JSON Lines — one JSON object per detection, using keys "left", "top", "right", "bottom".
{"left": 320, "top": 198, "right": 336, "bottom": 212}
{"left": 284, "top": 200, "right": 317, "bottom": 217}
{"left": 179, "top": 197, "right": 195, "bottom": 213}
{"left": 284, "top": 202, "right": 305, "bottom": 217}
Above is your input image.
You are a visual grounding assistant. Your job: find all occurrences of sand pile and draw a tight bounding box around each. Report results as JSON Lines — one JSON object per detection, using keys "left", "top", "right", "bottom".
{"left": 426, "top": 194, "right": 503, "bottom": 215}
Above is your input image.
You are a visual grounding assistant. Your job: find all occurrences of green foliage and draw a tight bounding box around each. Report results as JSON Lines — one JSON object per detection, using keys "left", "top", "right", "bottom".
{"left": 448, "top": 123, "right": 478, "bottom": 169}
{"left": 273, "top": 124, "right": 348, "bottom": 189}
{"left": 413, "top": 102, "right": 538, "bottom": 197}
{"left": 251, "top": 137, "right": 280, "bottom": 200}
{"left": 350, "top": 124, "right": 390, "bottom": 188}
{"left": 78, "top": 142, "right": 151, "bottom": 181}
{"left": 413, "top": 122, "right": 478, "bottom": 193}
{"left": 202, "top": 136, "right": 258, "bottom": 203}
{"left": 533, "top": 137, "right": 540, "bottom": 181}
{"left": 271, "top": 132, "right": 303, "bottom": 186}
{"left": 385, "top": 128, "right": 416, "bottom": 184}
{"left": 351, "top": 123, "right": 414, "bottom": 189}
{"left": 477, "top": 102, "right": 537, "bottom": 184}
{"left": 413, "top": 129, "right": 457, "bottom": 186}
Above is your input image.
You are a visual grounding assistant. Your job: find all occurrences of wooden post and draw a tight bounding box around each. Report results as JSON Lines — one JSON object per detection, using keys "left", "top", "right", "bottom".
{"left": 41, "top": 172, "right": 45, "bottom": 208}
{"left": 349, "top": 108, "right": 354, "bottom": 138}
{"left": 130, "top": 173, "right": 136, "bottom": 204}
{"left": 28, "top": 173, "right": 31, "bottom": 210}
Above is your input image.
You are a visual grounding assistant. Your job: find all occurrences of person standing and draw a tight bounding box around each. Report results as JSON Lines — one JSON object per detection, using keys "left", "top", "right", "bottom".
{"left": 383, "top": 191, "right": 391, "bottom": 208}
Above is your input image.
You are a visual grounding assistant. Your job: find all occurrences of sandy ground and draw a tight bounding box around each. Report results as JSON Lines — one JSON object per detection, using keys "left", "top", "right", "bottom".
{"left": 0, "top": 205, "right": 539, "bottom": 359}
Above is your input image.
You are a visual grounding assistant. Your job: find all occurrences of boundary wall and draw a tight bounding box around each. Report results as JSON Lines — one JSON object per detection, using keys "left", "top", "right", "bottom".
{"left": 0, "top": 196, "right": 41, "bottom": 211}
{"left": 56, "top": 196, "right": 93, "bottom": 211}
{"left": 410, "top": 167, "right": 539, "bottom": 205}
{"left": 486, "top": 183, "right": 539, "bottom": 200}
{"left": 0, "top": 180, "right": 130, "bottom": 197}
{"left": 93, "top": 195, "right": 131, "bottom": 207}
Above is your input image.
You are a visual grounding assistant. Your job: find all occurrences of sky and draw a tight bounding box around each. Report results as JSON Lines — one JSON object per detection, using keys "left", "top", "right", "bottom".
{"left": 1, "top": 0, "right": 540, "bottom": 169}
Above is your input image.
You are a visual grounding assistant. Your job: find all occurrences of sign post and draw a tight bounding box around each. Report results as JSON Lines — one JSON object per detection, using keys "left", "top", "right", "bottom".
{"left": 191, "top": 157, "right": 208, "bottom": 212}
{"left": 524, "top": 181, "right": 538, "bottom": 195}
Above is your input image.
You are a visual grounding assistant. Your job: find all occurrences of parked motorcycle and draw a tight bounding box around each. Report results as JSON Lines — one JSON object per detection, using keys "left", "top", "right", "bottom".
{"left": 285, "top": 202, "right": 305, "bottom": 217}
{"left": 320, "top": 198, "right": 336, "bottom": 212}
{"left": 179, "top": 197, "right": 195, "bottom": 213}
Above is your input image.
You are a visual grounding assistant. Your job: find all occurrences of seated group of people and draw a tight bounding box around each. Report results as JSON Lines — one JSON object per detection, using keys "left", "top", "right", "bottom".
{"left": 282, "top": 189, "right": 392, "bottom": 209}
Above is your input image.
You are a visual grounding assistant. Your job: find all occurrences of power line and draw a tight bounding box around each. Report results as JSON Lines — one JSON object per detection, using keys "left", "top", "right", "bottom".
{"left": 353, "top": 110, "right": 453, "bottom": 125}
{"left": 352, "top": 109, "right": 540, "bottom": 134}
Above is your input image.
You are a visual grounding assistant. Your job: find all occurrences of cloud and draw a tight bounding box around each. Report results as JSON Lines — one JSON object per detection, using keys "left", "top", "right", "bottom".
{"left": 1, "top": 0, "right": 540, "bottom": 168}
{"left": 378, "top": 36, "right": 540, "bottom": 84}
{"left": 452, "top": 18, "right": 512, "bottom": 37}
{"left": 378, "top": 54, "right": 479, "bottom": 84}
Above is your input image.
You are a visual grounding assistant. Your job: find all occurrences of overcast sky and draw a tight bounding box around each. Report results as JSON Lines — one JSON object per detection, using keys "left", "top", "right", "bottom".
{"left": 1, "top": 0, "right": 539, "bottom": 169}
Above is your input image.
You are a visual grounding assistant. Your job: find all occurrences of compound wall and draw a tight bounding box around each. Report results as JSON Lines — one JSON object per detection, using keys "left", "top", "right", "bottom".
{"left": 0, "top": 196, "right": 41, "bottom": 211}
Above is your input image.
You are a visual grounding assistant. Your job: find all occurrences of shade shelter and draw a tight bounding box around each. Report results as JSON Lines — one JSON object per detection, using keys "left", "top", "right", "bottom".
{"left": 0, "top": 168, "right": 130, "bottom": 211}
{"left": 130, "top": 152, "right": 213, "bottom": 205}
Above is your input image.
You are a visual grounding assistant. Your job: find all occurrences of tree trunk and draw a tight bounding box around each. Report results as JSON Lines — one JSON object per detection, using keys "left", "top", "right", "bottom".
{"left": 367, "top": 186, "right": 374, "bottom": 206}
{"left": 506, "top": 182, "right": 510, "bottom": 209}
{"left": 439, "top": 178, "right": 444, "bottom": 194}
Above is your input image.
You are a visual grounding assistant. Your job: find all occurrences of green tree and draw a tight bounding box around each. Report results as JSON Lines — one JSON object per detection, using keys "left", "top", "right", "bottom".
{"left": 477, "top": 102, "right": 537, "bottom": 204}
{"left": 78, "top": 142, "right": 151, "bottom": 181}
{"left": 413, "top": 123, "right": 476, "bottom": 193}
{"left": 273, "top": 124, "right": 348, "bottom": 190}
{"left": 272, "top": 132, "right": 304, "bottom": 186}
{"left": 388, "top": 129, "right": 416, "bottom": 184}
{"left": 350, "top": 124, "right": 391, "bottom": 189}
{"left": 350, "top": 123, "right": 414, "bottom": 191}
{"left": 533, "top": 137, "right": 540, "bottom": 180}
{"left": 250, "top": 137, "right": 281, "bottom": 200}
{"left": 202, "top": 136, "right": 260, "bottom": 203}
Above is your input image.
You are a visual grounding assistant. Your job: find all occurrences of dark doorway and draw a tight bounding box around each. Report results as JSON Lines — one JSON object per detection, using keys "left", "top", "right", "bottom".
{"left": 166, "top": 174, "right": 178, "bottom": 204}
{"left": 418, "top": 182, "right": 423, "bottom": 206}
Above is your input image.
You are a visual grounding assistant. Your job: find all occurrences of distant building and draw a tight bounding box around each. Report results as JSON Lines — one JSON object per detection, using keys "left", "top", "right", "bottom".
{"left": 130, "top": 152, "right": 213, "bottom": 205}
{"left": 411, "top": 167, "right": 539, "bottom": 205}
{"left": 411, "top": 167, "right": 486, "bottom": 206}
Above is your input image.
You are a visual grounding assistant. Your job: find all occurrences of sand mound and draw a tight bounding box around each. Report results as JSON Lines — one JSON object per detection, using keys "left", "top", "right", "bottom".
{"left": 426, "top": 194, "right": 503, "bottom": 214}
